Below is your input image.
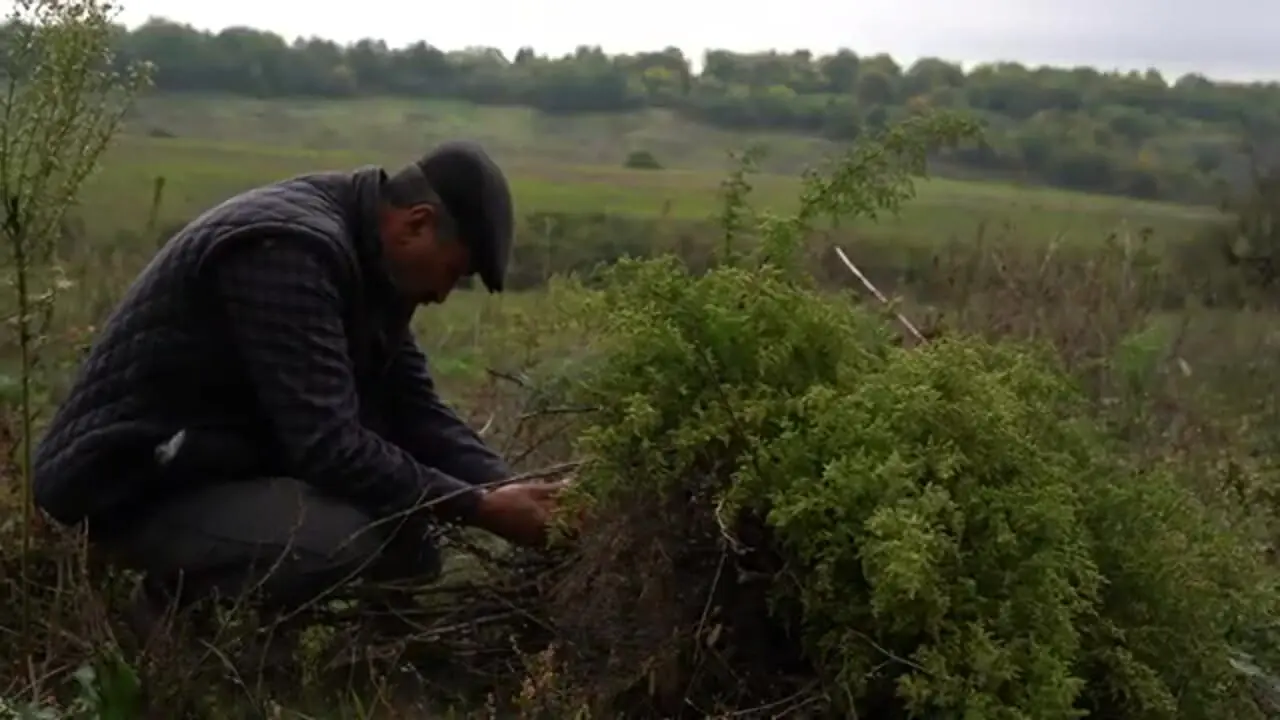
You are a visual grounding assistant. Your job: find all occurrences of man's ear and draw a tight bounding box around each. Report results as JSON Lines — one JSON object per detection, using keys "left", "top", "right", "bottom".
{"left": 406, "top": 203, "right": 437, "bottom": 234}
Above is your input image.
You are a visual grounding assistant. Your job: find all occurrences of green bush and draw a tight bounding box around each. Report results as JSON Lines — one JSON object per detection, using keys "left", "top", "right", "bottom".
{"left": 623, "top": 149, "right": 662, "bottom": 170}
{"left": 1172, "top": 152, "right": 1280, "bottom": 308}
{"left": 546, "top": 254, "right": 1279, "bottom": 718}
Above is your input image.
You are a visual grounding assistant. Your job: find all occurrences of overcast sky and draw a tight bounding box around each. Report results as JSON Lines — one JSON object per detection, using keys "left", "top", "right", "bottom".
{"left": 97, "top": 0, "right": 1280, "bottom": 82}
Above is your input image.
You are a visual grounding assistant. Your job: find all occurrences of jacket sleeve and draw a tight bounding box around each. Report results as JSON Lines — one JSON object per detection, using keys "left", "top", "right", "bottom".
{"left": 385, "top": 333, "right": 511, "bottom": 487}
{"left": 212, "top": 236, "right": 484, "bottom": 522}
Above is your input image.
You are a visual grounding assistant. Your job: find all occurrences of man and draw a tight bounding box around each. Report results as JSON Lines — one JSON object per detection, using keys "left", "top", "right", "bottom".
{"left": 32, "top": 140, "right": 562, "bottom": 617}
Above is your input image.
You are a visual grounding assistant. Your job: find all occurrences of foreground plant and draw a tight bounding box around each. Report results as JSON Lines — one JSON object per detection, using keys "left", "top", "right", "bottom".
{"left": 0, "top": 655, "right": 140, "bottom": 720}
{"left": 539, "top": 247, "right": 1279, "bottom": 719}
{"left": 0, "top": 0, "right": 149, "bottom": 644}
{"left": 505, "top": 113, "right": 1280, "bottom": 718}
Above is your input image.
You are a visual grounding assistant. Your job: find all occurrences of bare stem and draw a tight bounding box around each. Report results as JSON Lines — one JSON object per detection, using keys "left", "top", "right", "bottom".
{"left": 12, "top": 216, "right": 33, "bottom": 646}
{"left": 834, "top": 246, "right": 927, "bottom": 345}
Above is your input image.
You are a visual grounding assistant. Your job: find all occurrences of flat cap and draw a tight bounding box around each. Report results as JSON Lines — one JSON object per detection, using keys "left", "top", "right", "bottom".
{"left": 417, "top": 141, "right": 513, "bottom": 292}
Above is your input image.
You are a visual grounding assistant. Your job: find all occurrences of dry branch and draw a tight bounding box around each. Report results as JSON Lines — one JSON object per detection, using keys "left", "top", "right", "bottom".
{"left": 834, "top": 246, "right": 927, "bottom": 345}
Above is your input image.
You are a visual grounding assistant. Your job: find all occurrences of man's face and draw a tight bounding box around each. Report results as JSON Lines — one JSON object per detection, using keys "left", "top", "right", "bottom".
{"left": 381, "top": 204, "right": 471, "bottom": 305}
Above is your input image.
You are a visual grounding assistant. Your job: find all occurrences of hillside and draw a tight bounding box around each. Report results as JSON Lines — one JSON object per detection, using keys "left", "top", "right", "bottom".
{"left": 88, "top": 94, "right": 1217, "bottom": 251}
{"left": 94, "top": 17, "right": 1280, "bottom": 203}
{"left": 127, "top": 95, "right": 841, "bottom": 174}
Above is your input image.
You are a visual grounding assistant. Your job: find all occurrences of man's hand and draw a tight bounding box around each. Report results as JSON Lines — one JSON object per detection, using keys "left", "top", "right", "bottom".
{"left": 471, "top": 481, "right": 567, "bottom": 547}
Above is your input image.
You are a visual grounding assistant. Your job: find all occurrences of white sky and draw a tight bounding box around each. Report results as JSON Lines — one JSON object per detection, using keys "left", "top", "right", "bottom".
{"left": 27, "top": 0, "right": 1280, "bottom": 81}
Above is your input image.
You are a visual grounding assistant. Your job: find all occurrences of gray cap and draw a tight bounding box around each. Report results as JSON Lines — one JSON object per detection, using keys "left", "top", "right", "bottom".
{"left": 416, "top": 140, "right": 514, "bottom": 292}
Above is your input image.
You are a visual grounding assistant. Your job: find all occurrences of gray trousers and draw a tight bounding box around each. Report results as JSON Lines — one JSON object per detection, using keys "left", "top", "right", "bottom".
{"left": 93, "top": 477, "right": 441, "bottom": 616}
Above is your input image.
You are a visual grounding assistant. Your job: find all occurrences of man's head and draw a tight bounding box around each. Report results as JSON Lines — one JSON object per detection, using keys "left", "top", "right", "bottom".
{"left": 378, "top": 141, "right": 514, "bottom": 305}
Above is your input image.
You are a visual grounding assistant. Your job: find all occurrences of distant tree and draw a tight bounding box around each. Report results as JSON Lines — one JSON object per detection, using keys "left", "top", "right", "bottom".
{"left": 29, "top": 15, "right": 1279, "bottom": 202}
{"left": 624, "top": 149, "right": 662, "bottom": 170}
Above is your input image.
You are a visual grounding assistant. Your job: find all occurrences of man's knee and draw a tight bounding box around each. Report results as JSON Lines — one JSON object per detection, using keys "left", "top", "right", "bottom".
{"left": 97, "top": 477, "right": 425, "bottom": 607}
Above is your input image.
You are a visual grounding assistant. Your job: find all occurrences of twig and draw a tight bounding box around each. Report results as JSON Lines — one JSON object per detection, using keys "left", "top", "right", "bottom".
{"left": 506, "top": 416, "right": 583, "bottom": 468}
{"left": 723, "top": 681, "right": 824, "bottom": 717}
{"left": 485, "top": 368, "right": 529, "bottom": 387}
{"left": 850, "top": 628, "right": 933, "bottom": 677}
{"left": 502, "top": 461, "right": 583, "bottom": 486}
{"left": 834, "top": 246, "right": 927, "bottom": 345}
{"left": 518, "top": 406, "right": 599, "bottom": 421}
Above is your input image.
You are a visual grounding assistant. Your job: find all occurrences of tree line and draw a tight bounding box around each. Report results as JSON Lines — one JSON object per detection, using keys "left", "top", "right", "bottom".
{"left": 55, "top": 18, "right": 1280, "bottom": 201}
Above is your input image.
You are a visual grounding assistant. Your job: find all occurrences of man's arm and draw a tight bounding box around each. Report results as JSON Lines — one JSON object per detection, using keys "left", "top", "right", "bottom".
{"left": 385, "top": 334, "right": 511, "bottom": 487}
{"left": 213, "top": 237, "right": 483, "bottom": 522}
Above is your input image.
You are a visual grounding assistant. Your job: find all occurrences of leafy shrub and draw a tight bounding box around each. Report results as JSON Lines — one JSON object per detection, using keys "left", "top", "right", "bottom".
{"left": 541, "top": 252, "right": 1279, "bottom": 718}
{"left": 623, "top": 149, "right": 662, "bottom": 170}
{"left": 519, "top": 112, "right": 1280, "bottom": 718}
{"left": 1173, "top": 149, "right": 1280, "bottom": 308}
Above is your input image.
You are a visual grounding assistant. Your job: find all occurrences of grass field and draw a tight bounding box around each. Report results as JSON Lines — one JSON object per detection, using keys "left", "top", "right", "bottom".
{"left": 73, "top": 93, "right": 1223, "bottom": 250}
{"left": 5, "top": 90, "right": 1280, "bottom": 719}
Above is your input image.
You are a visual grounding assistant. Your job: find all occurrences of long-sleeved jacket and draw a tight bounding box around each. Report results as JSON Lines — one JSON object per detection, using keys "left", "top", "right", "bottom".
{"left": 33, "top": 166, "right": 508, "bottom": 529}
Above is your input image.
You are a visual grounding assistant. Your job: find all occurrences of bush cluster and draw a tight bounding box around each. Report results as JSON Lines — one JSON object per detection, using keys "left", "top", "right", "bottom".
{"left": 539, "top": 254, "right": 1280, "bottom": 718}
